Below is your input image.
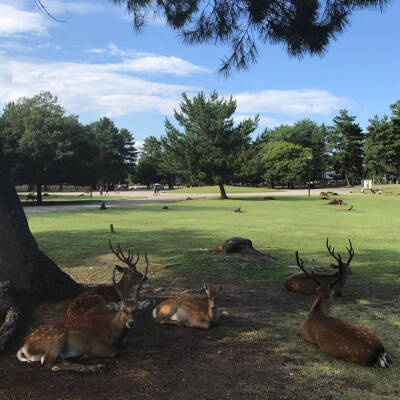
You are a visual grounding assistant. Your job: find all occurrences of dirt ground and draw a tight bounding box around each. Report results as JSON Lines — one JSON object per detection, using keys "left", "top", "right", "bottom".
{"left": 0, "top": 282, "right": 298, "bottom": 400}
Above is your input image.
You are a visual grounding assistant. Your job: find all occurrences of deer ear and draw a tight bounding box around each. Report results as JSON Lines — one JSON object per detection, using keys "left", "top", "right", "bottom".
{"left": 105, "top": 302, "right": 119, "bottom": 312}
{"left": 115, "top": 265, "right": 125, "bottom": 273}
{"left": 217, "top": 285, "right": 223, "bottom": 295}
{"left": 329, "top": 264, "right": 339, "bottom": 269}
{"left": 137, "top": 300, "right": 151, "bottom": 310}
{"left": 203, "top": 282, "right": 209, "bottom": 294}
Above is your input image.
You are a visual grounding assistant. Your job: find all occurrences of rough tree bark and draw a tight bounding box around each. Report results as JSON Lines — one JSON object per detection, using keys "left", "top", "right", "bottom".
{"left": 0, "top": 151, "right": 82, "bottom": 350}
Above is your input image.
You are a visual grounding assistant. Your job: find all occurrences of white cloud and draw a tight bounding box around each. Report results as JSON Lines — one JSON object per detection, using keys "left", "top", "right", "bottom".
{"left": 0, "top": 1, "right": 104, "bottom": 37}
{"left": 0, "top": 3, "right": 47, "bottom": 36}
{"left": 233, "top": 114, "right": 293, "bottom": 128}
{"left": 0, "top": 55, "right": 200, "bottom": 117}
{"left": 135, "top": 140, "right": 145, "bottom": 153}
{"left": 235, "top": 89, "right": 351, "bottom": 116}
{"left": 112, "top": 55, "right": 210, "bottom": 76}
{"left": 85, "top": 44, "right": 210, "bottom": 76}
{"left": 0, "top": 40, "right": 33, "bottom": 52}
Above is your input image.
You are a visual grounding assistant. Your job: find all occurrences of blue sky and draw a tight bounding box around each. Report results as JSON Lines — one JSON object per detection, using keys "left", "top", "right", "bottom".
{"left": 1, "top": 0, "right": 399, "bottom": 147}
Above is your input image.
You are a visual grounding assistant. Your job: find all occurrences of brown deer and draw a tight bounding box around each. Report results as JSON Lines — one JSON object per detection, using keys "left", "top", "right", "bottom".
{"left": 17, "top": 259, "right": 149, "bottom": 372}
{"left": 296, "top": 251, "right": 390, "bottom": 367}
{"left": 65, "top": 241, "right": 146, "bottom": 319}
{"left": 329, "top": 198, "right": 344, "bottom": 205}
{"left": 152, "top": 283, "right": 222, "bottom": 329}
{"left": 285, "top": 238, "right": 354, "bottom": 296}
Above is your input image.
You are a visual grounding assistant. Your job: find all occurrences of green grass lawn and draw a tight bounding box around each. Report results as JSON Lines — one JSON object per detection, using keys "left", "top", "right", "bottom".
{"left": 170, "top": 185, "right": 279, "bottom": 193}
{"left": 19, "top": 194, "right": 139, "bottom": 202}
{"left": 27, "top": 194, "right": 400, "bottom": 399}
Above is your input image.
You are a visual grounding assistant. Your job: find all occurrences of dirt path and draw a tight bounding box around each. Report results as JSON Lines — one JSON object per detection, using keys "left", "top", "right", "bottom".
{"left": 23, "top": 188, "right": 354, "bottom": 215}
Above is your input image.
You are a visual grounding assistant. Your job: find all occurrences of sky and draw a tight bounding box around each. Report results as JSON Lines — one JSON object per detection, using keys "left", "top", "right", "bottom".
{"left": 1, "top": 0, "right": 399, "bottom": 147}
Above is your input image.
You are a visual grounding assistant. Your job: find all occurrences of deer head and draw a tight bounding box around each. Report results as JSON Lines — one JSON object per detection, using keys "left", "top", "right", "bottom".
{"left": 109, "top": 240, "right": 147, "bottom": 295}
{"left": 204, "top": 283, "right": 222, "bottom": 309}
{"left": 112, "top": 251, "right": 150, "bottom": 330}
{"left": 295, "top": 250, "right": 344, "bottom": 302}
{"left": 326, "top": 238, "right": 354, "bottom": 275}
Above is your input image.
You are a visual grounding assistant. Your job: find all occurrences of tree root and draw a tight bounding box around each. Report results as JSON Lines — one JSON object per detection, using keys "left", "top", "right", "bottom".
{"left": 0, "top": 281, "right": 21, "bottom": 352}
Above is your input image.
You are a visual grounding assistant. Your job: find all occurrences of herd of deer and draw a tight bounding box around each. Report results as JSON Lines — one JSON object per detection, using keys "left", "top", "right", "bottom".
{"left": 16, "top": 238, "right": 390, "bottom": 372}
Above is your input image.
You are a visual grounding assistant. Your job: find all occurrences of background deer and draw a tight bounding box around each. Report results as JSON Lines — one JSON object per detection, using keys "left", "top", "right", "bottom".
{"left": 296, "top": 251, "right": 390, "bottom": 367}
{"left": 66, "top": 241, "right": 147, "bottom": 318}
{"left": 285, "top": 238, "right": 353, "bottom": 296}
{"left": 17, "top": 258, "right": 149, "bottom": 372}
{"left": 153, "top": 283, "right": 222, "bottom": 329}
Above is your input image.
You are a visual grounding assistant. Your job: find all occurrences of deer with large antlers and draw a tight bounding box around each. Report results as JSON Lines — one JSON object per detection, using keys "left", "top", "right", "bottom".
{"left": 65, "top": 241, "right": 147, "bottom": 319}
{"left": 152, "top": 283, "right": 222, "bottom": 329}
{"left": 17, "top": 258, "right": 149, "bottom": 372}
{"left": 295, "top": 251, "right": 390, "bottom": 367}
{"left": 285, "top": 238, "right": 354, "bottom": 296}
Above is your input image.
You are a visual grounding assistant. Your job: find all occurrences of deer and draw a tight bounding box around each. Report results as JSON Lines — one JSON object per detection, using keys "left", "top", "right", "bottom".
{"left": 17, "top": 259, "right": 150, "bottom": 372}
{"left": 65, "top": 241, "right": 147, "bottom": 319}
{"left": 295, "top": 251, "right": 391, "bottom": 367}
{"left": 152, "top": 283, "right": 222, "bottom": 329}
{"left": 285, "top": 238, "right": 354, "bottom": 296}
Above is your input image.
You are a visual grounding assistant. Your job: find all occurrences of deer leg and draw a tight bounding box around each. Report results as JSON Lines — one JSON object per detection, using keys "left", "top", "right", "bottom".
{"left": 51, "top": 360, "right": 105, "bottom": 373}
{"left": 187, "top": 319, "right": 211, "bottom": 329}
{"left": 43, "top": 334, "right": 67, "bottom": 369}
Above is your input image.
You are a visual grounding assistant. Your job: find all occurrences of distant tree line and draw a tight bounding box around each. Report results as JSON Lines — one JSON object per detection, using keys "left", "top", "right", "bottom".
{"left": 2, "top": 91, "right": 400, "bottom": 201}
{"left": 135, "top": 92, "right": 400, "bottom": 198}
{"left": 0, "top": 92, "right": 137, "bottom": 202}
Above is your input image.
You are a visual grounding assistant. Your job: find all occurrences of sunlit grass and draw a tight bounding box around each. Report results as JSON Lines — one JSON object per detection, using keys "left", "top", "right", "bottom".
{"left": 170, "top": 185, "right": 279, "bottom": 193}
{"left": 19, "top": 194, "right": 139, "bottom": 202}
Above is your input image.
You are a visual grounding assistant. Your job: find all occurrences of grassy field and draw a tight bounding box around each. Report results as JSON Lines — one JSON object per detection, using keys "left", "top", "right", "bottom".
{"left": 19, "top": 194, "right": 139, "bottom": 202}
{"left": 23, "top": 194, "right": 400, "bottom": 399}
{"left": 170, "top": 185, "right": 279, "bottom": 193}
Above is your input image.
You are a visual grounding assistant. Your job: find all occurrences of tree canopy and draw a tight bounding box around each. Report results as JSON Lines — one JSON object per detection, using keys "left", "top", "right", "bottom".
{"left": 111, "top": 0, "right": 389, "bottom": 74}
{"left": 260, "top": 141, "right": 312, "bottom": 188}
{"left": 328, "top": 109, "right": 364, "bottom": 185}
{"left": 163, "top": 91, "right": 258, "bottom": 198}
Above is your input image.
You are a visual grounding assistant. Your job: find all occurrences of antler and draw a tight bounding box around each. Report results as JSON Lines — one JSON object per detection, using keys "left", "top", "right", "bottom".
{"left": 328, "top": 259, "right": 345, "bottom": 290}
{"left": 109, "top": 240, "right": 139, "bottom": 269}
{"left": 135, "top": 252, "right": 149, "bottom": 301}
{"left": 112, "top": 265, "right": 125, "bottom": 302}
{"left": 345, "top": 239, "right": 354, "bottom": 265}
{"left": 295, "top": 251, "right": 321, "bottom": 286}
{"left": 326, "top": 237, "right": 343, "bottom": 265}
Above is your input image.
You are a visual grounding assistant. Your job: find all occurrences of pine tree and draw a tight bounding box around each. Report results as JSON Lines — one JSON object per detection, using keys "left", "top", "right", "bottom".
{"left": 163, "top": 91, "right": 258, "bottom": 199}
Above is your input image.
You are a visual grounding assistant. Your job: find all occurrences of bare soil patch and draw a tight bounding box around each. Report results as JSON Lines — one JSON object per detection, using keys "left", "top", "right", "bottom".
{"left": 0, "top": 283, "right": 294, "bottom": 400}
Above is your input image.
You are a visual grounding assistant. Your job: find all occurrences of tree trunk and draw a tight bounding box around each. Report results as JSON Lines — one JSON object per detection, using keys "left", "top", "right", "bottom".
{"left": 397, "top": 165, "right": 400, "bottom": 184}
{"left": 0, "top": 151, "right": 82, "bottom": 349}
{"left": 344, "top": 170, "right": 350, "bottom": 186}
{"left": 218, "top": 183, "right": 228, "bottom": 199}
{"left": 36, "top": 183, "right": 42, "bottom": 203}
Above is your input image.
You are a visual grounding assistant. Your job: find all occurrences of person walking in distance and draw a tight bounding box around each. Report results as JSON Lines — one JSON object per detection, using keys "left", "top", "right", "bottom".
{"left": 153, "top": 183, "right": 160, "bottom": 196}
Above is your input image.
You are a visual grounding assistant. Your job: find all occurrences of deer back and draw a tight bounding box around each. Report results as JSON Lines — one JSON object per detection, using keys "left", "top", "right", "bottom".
{"left": 19, "top": 262, "right": 149, "bottom": 368}
{"left": 285, "top": 269, "right": 348, "bottom": 296}
{"left": 301, "top": 286, "right": 388, "bottom": 367}
{"left": 153, "top": 284, "right": 222, "bottom": 328}
{"left": 295, "top": 251, "right": 389, "bottom": 367}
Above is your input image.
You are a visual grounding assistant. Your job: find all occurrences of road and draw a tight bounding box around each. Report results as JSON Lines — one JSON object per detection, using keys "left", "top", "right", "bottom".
{"left": 23, "top": 187, "right": 354, "bottom": 214}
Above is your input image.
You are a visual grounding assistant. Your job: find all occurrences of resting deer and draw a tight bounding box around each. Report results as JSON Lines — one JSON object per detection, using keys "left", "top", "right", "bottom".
{"left": 296, "top": 251, "right": 390, "bottom": 367}
{"left": 285, "top": 238, "right": 353, "bottom": 296}
{"left": 66, "top": 241, "right": 146, "bottom": 319}
{"left": 17, "top": 259, "right": 149, "bottom": 372}
{"left": 153, "top": 283, "right": 222, "bottom": 329}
